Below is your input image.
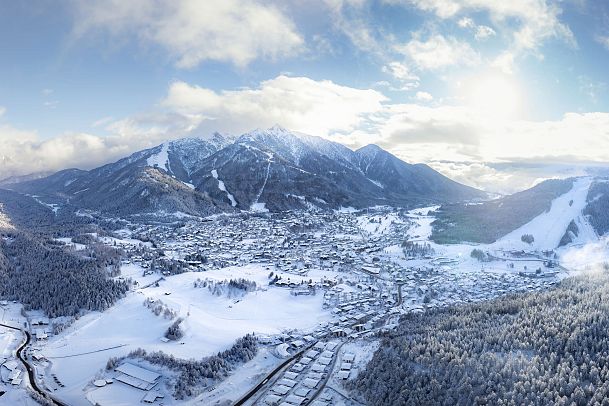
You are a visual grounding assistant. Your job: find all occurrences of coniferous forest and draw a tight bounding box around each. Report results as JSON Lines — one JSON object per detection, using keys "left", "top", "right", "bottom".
{"left": 352, "top": 270, "right": 609, "bottom": 406}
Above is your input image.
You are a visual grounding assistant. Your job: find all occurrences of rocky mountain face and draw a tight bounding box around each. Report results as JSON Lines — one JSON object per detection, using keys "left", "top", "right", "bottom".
{"left": 7, "top": 126, "right": 484, "bottom": 216}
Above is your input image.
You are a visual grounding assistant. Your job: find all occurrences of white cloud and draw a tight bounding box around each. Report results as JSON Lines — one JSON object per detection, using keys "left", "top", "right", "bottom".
{"left": 163, "top": 75, "right": 387, "bottom": 136}
{"left": 597, "top": 35, "right": 609, "bottom": 51}
{"left": 457, "top": 16, "right": 495, "bottom": 41}
{"left": 3, "top": 73, "right": 609, "bottom": 195}
{"left": 0, "top": 109, "right": 204, "bottom": 179}
{"left": 0, "top": 106, "right": 5, "bottom": 117}
{"left": 389, "top": 0, "right": 575, "bottom": 53}
{"left": 414, "top": 91, "right": 433, "bottom": 101}
{"left": 458, "top": 17, "right": 474, "bottom": 28}
{"left": 71, "top": 0, "right": 303, "bottom": 68}
{"left": 475, "top": 25, "right": 495, "bottom": 40}
{"left": 396, "top": 33, "right": 480, "bottom": 70}
{"left": 370, "top": 105, "right": 609, "bottom": 169}
{"left": 382, "top": 62, "right": 420, "bottom": 89}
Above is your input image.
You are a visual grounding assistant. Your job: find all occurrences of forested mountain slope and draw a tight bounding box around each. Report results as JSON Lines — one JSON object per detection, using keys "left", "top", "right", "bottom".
{"left": 0, "top": 190, "right": 129, "bottom": 317}
{"left": 431, "top": 178, "right": 574, "bottom": 244}
{"left": 10, "top": 127, "right": 484, "bottom": 215}
{"left": 351, "top": 270, "right": 609, "bottom": 405}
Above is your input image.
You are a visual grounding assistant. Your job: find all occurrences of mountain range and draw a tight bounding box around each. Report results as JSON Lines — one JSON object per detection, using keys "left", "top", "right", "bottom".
{"left": 3, "top": 126, "right": 484, "bottom": 216}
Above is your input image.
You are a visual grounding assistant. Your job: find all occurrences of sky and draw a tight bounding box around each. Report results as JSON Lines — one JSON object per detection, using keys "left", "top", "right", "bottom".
{"left": 1, "top": 0, "right": 609, "bottom": 193}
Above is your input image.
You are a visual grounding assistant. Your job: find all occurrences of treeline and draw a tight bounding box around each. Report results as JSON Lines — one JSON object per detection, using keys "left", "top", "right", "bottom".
{"left": 0, "top": 233, "right": 129, "bottom": 317}
{"left": 107, "top": 333, "right": 258, "bottom": 399}
{"left": 431, "top": 179, "right": 573, "bottom": 244}
{"left": 0, "top": 188, "right": 125, "bottom": 237}
{"left": 143, "top": 298, "right": 178, "bottom": 320}
{"left": 584, "top": 180, "right": 609, "bottom": 236}
{"left": 350, "top": 271, "right": 609, "bottom": 405}
{"left": 401, "top": 240, "right": 435, "bottom": 258}
{"left": 193, "top": 278, "right": 257, "bottom": 297}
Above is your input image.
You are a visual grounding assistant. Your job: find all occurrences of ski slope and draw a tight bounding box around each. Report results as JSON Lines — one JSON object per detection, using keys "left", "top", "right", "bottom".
{"left": 146, "top": 142, "right": 170, "bottom": 171}
{"left": 211, "top": 169, "right": 237, "bottom": 207}
{"left": 493, "top": 177, "right": 596, "bottom": 251}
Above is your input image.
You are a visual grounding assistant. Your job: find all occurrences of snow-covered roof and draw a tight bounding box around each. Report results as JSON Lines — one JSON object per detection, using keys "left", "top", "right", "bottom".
{"left": 115, "top": 363, "right": 160, "bottom": 384}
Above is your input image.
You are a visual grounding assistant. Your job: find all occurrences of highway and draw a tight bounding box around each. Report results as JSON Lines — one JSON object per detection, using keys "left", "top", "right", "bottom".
{"left": 0, "top": 322, "right": 67, "bottom": 406}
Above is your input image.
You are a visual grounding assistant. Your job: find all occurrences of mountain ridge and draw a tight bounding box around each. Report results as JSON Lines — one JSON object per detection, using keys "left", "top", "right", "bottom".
{"left": 6, "top": 127, "right": 485, "bottom": 216}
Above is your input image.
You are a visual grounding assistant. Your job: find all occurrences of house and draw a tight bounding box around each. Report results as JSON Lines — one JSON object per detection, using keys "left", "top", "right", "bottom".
{"left": 294, "top": 387, "right": 310, "bottom": 397}
{"left": 142, "top": 391, "right": 164, "bottom": 403}
{"left": 263, "top": 394, "right": 282, "bottom": 405}
{"left": 337, "top": 370, "right": 350, "bottom": 380}
{"left": 115, "top": 363, "right": 161, "bottom": 391}
{"left": 303, "top": 377, "right": 320, "bottom": 388}
{"left": 340, "top": 362, "right": 352, "bottom": 371}
{"left": 342, "top": 353, "right": 355, "bottom": 362}
{"left": 318, "top": 357, "right": 332, "bottom": 366}
{"left": 271, "top": 384, "right": 291, "bottom": 396}
{"left": 285, "top": 394, "right": 306, "bottom": 405}
{"left": 277, "top": 378, "right": 297, "bottom": 388}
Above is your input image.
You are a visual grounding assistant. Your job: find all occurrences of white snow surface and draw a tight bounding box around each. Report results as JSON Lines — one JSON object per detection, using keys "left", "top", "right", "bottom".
{"left": 492, "top": 177, "right": 596, "bottom": 251}
{"left": 211, "top": 169, "right": 237, "bottom": 207}
{"left": 357, "top": 213, "right": 400, "bottom": 236}
{"left": 42, "top": 263, "right": 331, "bottom": 405}
{"left": 146, "top": 142, "right": 170, "bottom": 171}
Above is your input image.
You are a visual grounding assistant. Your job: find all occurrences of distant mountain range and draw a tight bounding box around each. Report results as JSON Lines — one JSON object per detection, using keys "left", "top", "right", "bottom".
{"left": 4, "top": 126, "right": 485, "bottom": 216}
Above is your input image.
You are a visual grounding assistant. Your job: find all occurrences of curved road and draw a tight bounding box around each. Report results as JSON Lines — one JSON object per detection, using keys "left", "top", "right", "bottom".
{"left": 1, "top": 323, "right": 67, "bottom": 406}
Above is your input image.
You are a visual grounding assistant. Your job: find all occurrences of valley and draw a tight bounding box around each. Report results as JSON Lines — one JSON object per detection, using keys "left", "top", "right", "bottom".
{"left": 4, "top": 175, "right": 605, "bottom": 405}
{"left": 1, "top": 132, "right": 609, "bottom": 406}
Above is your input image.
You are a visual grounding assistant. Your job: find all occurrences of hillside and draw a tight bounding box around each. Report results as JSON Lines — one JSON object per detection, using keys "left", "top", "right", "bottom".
{"left": 431, "top": 178, "right": 574, "bottom": 244}
{"left": 9, "top": 127, "right": 484, "bottom": 215}
{"left": 351, "top": 270, "right": 609, "bottom": 406}
{"left": 583, "top": 179, "right": 609, "bottom": 236}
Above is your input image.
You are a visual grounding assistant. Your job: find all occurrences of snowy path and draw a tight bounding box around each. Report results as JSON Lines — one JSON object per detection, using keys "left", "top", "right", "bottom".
{"left": 211, "top": 169, "right": 237, "bottom": 207}
{"left": 251, "top": 154, "right": 272, "bottom": 212}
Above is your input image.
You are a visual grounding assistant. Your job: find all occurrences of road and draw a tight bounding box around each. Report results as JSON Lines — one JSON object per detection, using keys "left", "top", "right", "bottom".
{"left": 303, "top": 341, "right": 345, "bottom": 406}
{"left": 233, "top": 344, "right": 312, "bottom": 406}
{"left": 0, "top": 322, "right": 67, "bottom": 406}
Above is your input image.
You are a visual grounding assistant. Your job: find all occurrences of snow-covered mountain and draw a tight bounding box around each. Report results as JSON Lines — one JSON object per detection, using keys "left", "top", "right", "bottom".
{"left": 9, "top": 127, "right": 484, "bottom": 216}
{"left": 432, "top": 175, "right": 609, "bottom": 249}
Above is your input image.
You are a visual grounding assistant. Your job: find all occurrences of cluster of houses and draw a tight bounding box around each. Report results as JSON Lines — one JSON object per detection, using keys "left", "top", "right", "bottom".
{"left": 261, "top": 341, "right": 345, "bottom": 406}
{"left": 1, "top": 360, "right": 22, "bottom": 387}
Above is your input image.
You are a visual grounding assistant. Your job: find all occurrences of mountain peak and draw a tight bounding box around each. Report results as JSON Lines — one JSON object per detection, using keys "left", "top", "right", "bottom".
{"left": 356, "top": 144, "right": 384, "bottom": 158}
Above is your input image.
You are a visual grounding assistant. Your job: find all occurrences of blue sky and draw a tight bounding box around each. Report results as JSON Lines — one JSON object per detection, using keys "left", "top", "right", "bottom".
{"left": 1, "top": 0, "right": 609, "bottom": 192}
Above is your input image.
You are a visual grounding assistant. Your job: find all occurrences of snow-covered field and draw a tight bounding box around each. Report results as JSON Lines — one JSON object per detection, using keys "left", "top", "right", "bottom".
{"left": 40, "top": 263, "right": 331, "bottom": 405}
{"left": 357, "top": 213, "right": 401, "bottom": 236}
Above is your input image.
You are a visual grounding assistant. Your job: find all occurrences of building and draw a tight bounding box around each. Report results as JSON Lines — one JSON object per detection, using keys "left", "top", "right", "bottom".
{"left": 115, "top": 363, "right": 161, "bottom": 391}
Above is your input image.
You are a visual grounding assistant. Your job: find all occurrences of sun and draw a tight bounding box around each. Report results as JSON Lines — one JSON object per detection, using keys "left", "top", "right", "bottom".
{"left": 464, "top": 73, "right": 522, "bottom": 119}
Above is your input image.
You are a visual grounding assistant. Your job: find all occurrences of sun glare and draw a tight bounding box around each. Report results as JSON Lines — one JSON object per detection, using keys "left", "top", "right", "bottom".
{"left": 465, "top": 73, "right": 522, "bottom": 119}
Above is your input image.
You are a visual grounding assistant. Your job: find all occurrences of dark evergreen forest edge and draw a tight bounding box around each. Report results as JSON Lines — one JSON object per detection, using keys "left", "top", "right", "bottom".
{"left": 350, "top": 268, "right": 609, "bottom": 406}
{"left": 430, "top": 178, "right": 574, "bottom": 244}
{"left": 106, "top": 334, "right": 258, "bottom": 399}
{"left": 584, "top": 180, "right": 609, "bottom": 236}
{"left": 0, "top": 189, "right": 130, "bottom": 317}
